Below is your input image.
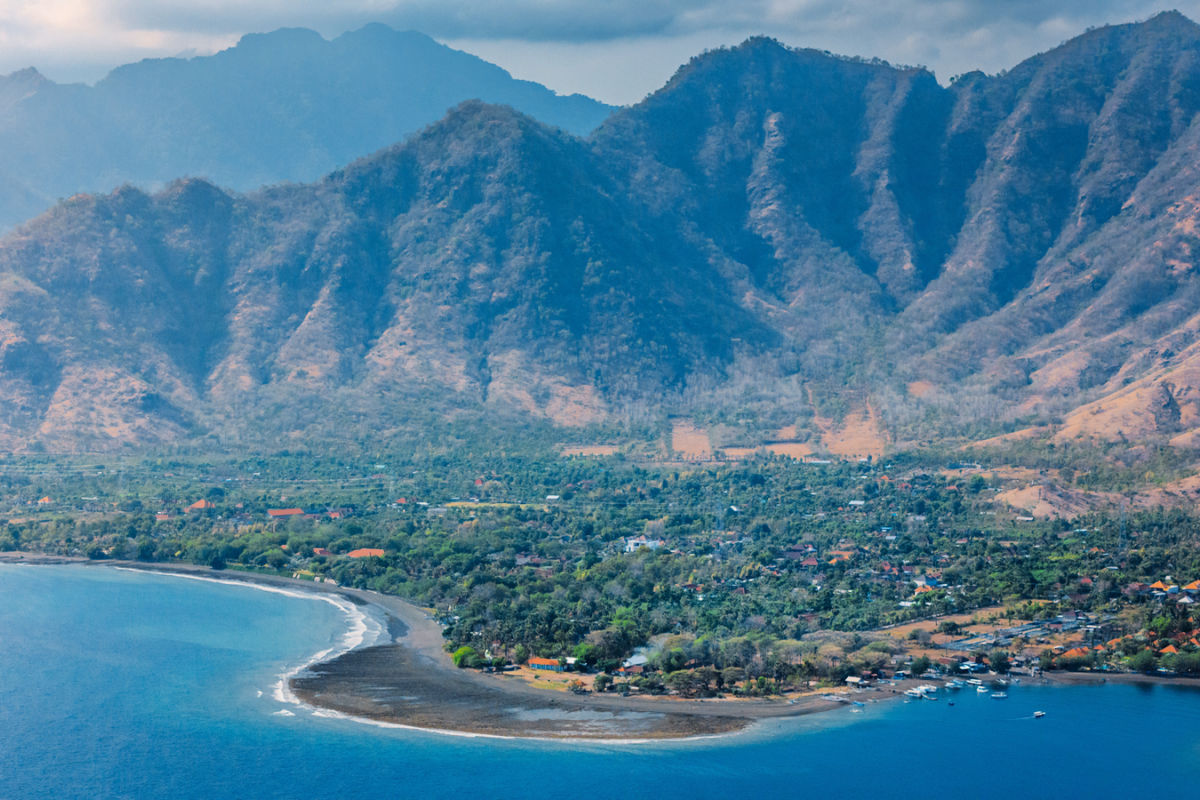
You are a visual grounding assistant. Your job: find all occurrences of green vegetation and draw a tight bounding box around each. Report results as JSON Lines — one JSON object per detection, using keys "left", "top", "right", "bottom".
{"left": 5, "top": 443, "right": 1200, "bottom": 684}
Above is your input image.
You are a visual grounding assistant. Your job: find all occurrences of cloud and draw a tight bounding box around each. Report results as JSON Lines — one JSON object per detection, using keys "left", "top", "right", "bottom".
{"left": 14, "top": 1, "right": 1188, "bottom": 44}
{"left": 0, "top": 0, "right": 1197, "bottom": 98}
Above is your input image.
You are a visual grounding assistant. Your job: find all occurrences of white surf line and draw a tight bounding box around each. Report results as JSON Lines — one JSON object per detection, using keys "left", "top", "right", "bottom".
{"left": 111, "top": 567, "right": 388, "bottom": 707}
{"left": 109, "top": 566, "right": 754, "bottom": 746}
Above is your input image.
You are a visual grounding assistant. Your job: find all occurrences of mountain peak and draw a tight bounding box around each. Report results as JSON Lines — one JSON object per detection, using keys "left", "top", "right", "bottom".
{"left": 2, "top": 66, "right": 47, "bottom": 83}
{"left": 232, "top": 26, "right": 327, "bottom": 53}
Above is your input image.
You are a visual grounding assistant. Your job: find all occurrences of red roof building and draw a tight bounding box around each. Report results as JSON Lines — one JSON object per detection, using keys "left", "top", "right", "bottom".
{"left": 346, "top": 548, "right": 385, "bottom": 559}
{"left": 267, "top": 508, "right": 304, "bottom": 518}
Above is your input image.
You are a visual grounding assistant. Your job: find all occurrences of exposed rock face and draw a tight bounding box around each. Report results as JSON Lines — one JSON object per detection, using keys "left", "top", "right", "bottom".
{"left": 6, "top": 13, "right": 1200, "bottom": 450}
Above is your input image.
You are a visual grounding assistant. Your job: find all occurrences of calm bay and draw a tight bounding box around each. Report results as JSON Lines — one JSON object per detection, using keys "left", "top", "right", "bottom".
{"left": 1, "top": 563, "right": 1197, "bottom": 798}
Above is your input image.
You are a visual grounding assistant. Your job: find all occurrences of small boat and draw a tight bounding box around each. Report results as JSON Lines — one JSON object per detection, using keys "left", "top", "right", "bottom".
{"left": 976, "top": 685, "right": 989, "bottom": 693}
{"left": 944, "top": 680, "right": 964, "bottom": 690}
{"left": 948, "top": 701, "right": 955, "bottom": 706}
{"left": 905, "top": 688, "right": 924, "bottom": 698}
{"left": 1033, "top": 710, "right": 1045, "bottom": 718}
{"left": 966, "top": 678, "right": 983, "bottom": 686}
{"left": 991, "top": 691, "right": 1008, "bottom": 699}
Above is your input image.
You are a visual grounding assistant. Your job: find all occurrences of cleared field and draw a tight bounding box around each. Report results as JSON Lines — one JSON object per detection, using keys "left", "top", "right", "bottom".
{"left": 671, "top": 421, "right": 712, "bottom": 460}
{"left": 559, "top": 444, "right": 621, "bottom": 456}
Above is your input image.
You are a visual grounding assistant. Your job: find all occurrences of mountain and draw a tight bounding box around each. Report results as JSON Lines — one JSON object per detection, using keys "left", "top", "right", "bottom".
{"left": 5, "top": 12, "right": 1200, "bottom": 452}
{"left": 0, "top": 25, "right": 614, "bottom": 231}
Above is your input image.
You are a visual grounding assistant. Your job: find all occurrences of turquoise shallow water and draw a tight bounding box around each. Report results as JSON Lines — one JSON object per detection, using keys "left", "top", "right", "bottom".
{"left": 1, "top": 563, "right": 1198, "bottom": 799}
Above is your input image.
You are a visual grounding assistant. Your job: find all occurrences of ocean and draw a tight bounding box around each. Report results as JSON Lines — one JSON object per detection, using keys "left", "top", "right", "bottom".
{"left": 1, "top": 563, "right": 1198, "bottom": 798}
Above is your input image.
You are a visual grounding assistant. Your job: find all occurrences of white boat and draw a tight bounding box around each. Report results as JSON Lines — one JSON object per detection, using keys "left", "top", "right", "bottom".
{"left": 944, "top": 680, "right": 964, "bottom": 689}
{"left": 976, "top": 685, "right": 989, "bottom": 693}
{"left": 1033, "top": 710, "right": 1045, "bottom": 718}
{"left": 991, "top": 691, "right": 1008, "bottom": 699}
{"left": 966, "top": 678, "right": 983, "bottom": 686}
{"left": 905, "top": 688, "right": 924, "bottom": 698}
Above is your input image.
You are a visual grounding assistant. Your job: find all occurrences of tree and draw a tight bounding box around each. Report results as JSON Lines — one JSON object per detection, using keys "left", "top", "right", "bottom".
{"left": 910, "top": 655, "right": 932, "bottom": 675}
{"left": 514, "top": 644, "right": 529, "bottom": 664}
{"left": 452, "top": 646, "right": 479, "bottom": 668}
{"left": 1128, "top": 649, "right": 1157, "bottom": 673}
{"left": 988, "top": 649, "right": 1011, "bottom": 674}
{"left": 593, "top": 673, "right": 612, "bottom": 692}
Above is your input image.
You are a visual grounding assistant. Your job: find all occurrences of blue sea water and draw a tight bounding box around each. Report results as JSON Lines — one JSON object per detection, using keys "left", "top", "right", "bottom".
{"left": 1, "top": 563, "right": 1198, "bottom": 799}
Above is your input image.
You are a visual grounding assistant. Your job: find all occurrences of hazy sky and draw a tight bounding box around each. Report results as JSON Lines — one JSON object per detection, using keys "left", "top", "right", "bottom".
{"left": 0, "top": 1, "right": 1195, "bottom": 104}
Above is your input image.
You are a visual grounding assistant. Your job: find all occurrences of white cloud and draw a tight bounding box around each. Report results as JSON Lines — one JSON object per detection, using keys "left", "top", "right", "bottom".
{"left": 0, "top": 0, "right": 1196, "bottom": 99}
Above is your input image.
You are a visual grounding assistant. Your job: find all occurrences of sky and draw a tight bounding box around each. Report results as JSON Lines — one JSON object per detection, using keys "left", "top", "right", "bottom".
{"left": 0, "top": 1, "right": 1196, "bottom": 105}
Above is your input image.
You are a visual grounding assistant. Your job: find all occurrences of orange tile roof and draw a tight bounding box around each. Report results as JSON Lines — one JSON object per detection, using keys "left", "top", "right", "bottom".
{"left": 346, "top": 548, "right": 384, "bottom": 558}
{"left": 1160, "top": 644, "right": 1179, "bottom": 655}
{"left": 187, "top": 499, "right": 215, "bottom": 511}
{"left": 1151, "top": 580, "right": 1170, "bottom": 591}
{"left": 267, "top": 508, "right": 304, "bottom": 517}
{"left": 528, "top": 656, "right": 561, "bottom": 667}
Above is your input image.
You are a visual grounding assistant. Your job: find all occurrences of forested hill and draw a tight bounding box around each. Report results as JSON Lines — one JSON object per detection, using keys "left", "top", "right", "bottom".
{"left": 6, "top": 12, "right": 1200, "bottom": 452}
{"left": 0, "top": 24, "right": 614, "bottom": 231}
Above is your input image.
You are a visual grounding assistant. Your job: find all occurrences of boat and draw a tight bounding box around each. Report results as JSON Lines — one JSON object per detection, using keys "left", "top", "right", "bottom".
{"left": 966, "top": 678, "right": 983, "bottom": 686}
{"left": 905, "top": 688, "right": 924, "bottom": 698}
{"left": 991, "top": 691, "right": 1008, "bottom": 699}
{"left": 1034, "top": 710, "right": 1045, "bottom": 718}
{"left": 944, "top": 680, "right": 964, "bottom": 690}
{"left": 976, "top": 685, "right": 989, "bottom": 693}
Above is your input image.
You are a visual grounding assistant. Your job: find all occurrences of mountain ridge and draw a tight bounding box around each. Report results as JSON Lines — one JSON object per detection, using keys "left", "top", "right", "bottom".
{"left": 5, "top": 14, "right": 1200, "bottom": 451}
{"left": 0, "top": 24, "right": 614, "bottom": 232}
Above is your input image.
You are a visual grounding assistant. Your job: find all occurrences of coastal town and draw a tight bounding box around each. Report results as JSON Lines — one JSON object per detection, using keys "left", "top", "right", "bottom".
{"left": 5, "top": 444, "right": 1199, "bottom": 706}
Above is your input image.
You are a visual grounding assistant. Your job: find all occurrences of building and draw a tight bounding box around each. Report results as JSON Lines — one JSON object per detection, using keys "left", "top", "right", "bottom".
{"left": 624, "top": 535, "right": 666, "bottom": 553}
{"left": 267, "top": 508, "right": 304, "bottom": 518}
{"left": 346, "top": 548, "right": 385, "bottom": 559}
{"left": 528, "top": 656, "right": 564, "bottom": 672}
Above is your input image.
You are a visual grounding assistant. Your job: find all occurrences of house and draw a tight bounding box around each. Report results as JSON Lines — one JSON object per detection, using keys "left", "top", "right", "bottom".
{"left": 187, "top": 499, "right": 215, "bottom": 512}
{"left": 312, "top": 547, "right": 331, "bottom": 557}
{"left": 346, "top": 548, "right": 385, "bottom": 559}
{"left": 528, "top": 656, "right": 565, "bottom": 672}
{"left": 36, "top": 496, "right": 52, "bottom": 505}
{"left": 267, "top": 508, "right": 304, "bottom": 518}
{"left": 624, "top": 535, "right": 666, "bottom": 553}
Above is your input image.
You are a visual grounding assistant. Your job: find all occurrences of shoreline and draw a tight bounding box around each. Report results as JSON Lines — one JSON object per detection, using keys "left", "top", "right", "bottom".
{"left": 0, "top": 554, "right": 880, "bottom": 740}
{"left": 11, "top": 553, "right": 1199, "bottom": 740}
{"left": 1042, "top": 670, "right": 1200, "bottom": 689}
